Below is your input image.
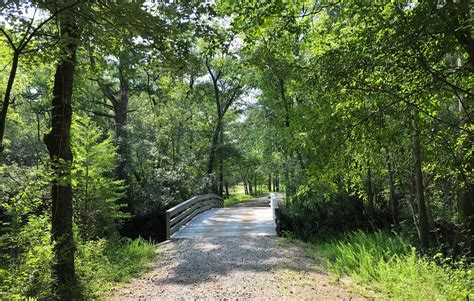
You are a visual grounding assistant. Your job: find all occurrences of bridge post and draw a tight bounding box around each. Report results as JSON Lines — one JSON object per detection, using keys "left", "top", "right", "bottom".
{"left": 165, "top": 211, "right": 171, "bottom": 240}
{"left": 270, "top": 193, "right": 281, "bottom": 236}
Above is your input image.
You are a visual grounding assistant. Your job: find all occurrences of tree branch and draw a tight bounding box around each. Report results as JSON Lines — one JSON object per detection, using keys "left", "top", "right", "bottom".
{"left": 0, "top": 27, "right": 17, "bottom": 50}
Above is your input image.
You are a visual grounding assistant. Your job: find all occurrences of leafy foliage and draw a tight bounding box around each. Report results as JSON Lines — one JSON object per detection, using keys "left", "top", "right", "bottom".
{"left": 71, "top": 115, "right": 127, "bottom": 240}
{"left": 313, "top": 231, "right": 473, "bottom": 300}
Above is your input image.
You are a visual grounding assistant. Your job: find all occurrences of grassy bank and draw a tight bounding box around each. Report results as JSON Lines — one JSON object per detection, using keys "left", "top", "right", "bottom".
{"left": 76, "top": 237, "right": 157, "bottom": 298}
{"left": 306, "top": 231, "right": 473, "bottom": 300}
{"left": 2, "top": 236, "right": 157, "bottom": 300}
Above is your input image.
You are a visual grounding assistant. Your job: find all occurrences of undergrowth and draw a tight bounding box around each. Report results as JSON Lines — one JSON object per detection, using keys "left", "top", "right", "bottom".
{"left": 1, "top": 230, "right": 157, "bottom": 300}
{"left": 309, "top": 230, "right": 473, "bottom": 300}
{"left": 76, "top": 236, "right": 157, "bottom": 299}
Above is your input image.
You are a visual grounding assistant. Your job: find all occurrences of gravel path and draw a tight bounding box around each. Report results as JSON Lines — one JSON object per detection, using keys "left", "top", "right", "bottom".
{"left": 109, "top": 237, "right": 363, "bottom": 300}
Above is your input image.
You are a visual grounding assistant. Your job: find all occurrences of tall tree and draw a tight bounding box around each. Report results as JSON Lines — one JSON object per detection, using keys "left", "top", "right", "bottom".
{"left": 0, "top": 1, "right": 77, "bottom": 152}
{"left": 42, "top": 2, "right": 80, "bottom": 297}
{"left": 205, "top": 55, "right": 243, "bottom": 195}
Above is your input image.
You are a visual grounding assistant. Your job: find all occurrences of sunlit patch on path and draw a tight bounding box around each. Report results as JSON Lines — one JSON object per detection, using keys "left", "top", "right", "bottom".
{"left": 172, "top": 206, "right": 276, "bottom": 238}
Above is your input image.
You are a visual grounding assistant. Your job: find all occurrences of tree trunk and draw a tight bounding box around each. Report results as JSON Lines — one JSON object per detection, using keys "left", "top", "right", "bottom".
{"left": 412, "top": 111, "right": 430, "bottom": 251}
{"left": 114, "top": 93, "right": 129, "bottom": 185}
{"left": 0, "top": 51, "right": 19, "bottom": 152}
{"left": 456, "top": 57, "right": 474, "bottom": 238}
{"left": 218, "top": 125, "right": 224, "bottom": 197}
{"left": 248, "top": 178, "right": 253, "bottom": 194}
{"left": 367, "top": 164, "right": 375, "bottom": 217}
{"left": 43, "top": 11, "right": 79, "bottom": 298}
{"left": 225, "top": 182, "right": 229, "bottom": 198}
{"left": 254, "top": 175, "right": 257, "bottom": 196}
{"left": 284, "top": 158, "right": 290, "bottom": 194}
{"left": 244, "top": 180, "right": 248, "bottom": 194}
{"left": 207, "top": 117, "right": 222, "bottom": 193}
{"left": 386, "top": 156, "right": 399, "bottom": 227}
{"left": 268, "top": 174, "right": 272, "bottom": 192}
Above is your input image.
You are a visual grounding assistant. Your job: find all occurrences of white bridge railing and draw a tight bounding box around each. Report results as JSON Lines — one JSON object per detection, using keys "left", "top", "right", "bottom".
{"left": 270, "top": 193, "right": 281, "bottom": 236}
{"left": 165, "top": 194, "right": 223, "bottom": 239}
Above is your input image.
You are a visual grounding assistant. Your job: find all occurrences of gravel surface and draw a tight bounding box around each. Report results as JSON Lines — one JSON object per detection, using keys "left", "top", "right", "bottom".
{"left": 109, "top": 237, "right": 363, "bottom": 300}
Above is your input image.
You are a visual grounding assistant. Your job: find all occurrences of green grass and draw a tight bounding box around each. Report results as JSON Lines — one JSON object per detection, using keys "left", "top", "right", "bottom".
{"left": 224, "top": 183, "right": 269, "bottom": 207}
{"left": 307, "top": 230, "right": 473, "bottom": 300}
{"left": 2, "top": 235, "right": 157, "bottom": 300}
{"left": 76, "top": 237, "right": 157, "bottom": 298}
{"left": 224, "top": 193, "right": 256, "bottom": 207}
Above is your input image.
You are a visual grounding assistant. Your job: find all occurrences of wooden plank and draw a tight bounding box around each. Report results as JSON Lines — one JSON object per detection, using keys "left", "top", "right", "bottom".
{"left": 167, "top": 194, "right": 222, "bottom": 217}
{"left": 170, "top": 199, "right": 214, "bottom": 227}
{"left": 170, "top": 204, "right": 214, "bottom": 234}
{"left": 167, "top": 196, "right": 199, "bottom": 218}
{"left": 166, "top": 194, "right": 224, "bottom": 238}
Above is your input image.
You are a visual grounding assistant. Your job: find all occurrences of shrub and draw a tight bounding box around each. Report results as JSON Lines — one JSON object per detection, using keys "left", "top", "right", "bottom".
{"left": 280, "top": 191, "right": 367, "bottom": 241}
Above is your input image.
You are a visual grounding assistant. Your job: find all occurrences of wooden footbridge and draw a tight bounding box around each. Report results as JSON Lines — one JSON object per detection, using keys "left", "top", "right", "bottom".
{"left": 165, "top": 193, "right": 283, "bottom": 239}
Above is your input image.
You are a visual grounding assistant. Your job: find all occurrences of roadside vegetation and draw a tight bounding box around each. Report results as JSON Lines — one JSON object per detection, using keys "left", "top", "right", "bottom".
{"left": 2, "top": 236, "right": 156, "bottom": 300}
{"left": 307, "top": 231, "right": 473, "bottom": 300}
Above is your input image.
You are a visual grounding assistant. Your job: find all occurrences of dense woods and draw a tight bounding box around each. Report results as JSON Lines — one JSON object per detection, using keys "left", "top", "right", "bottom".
{"left": 1, "top": 1, "right": 472, "bottom": 299}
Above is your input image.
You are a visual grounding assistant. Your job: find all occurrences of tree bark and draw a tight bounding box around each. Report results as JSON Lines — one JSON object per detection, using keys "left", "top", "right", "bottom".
{"left": 367, "top": 164, "right": 375, "bottom": 217}
{"left": 43, "top": 9, "right": 79, "bottom": 298}
{"left": 0, "top": 51, "right": 19, "bottom": 152}
{"left": 225, "top": 182, "right": 229, "bottom": 198}
{"left": 268, "top": 174, "right": 272, "bottom": 192}
{"left": 456, "top": 57, "right": 474, "bottom": 236}
{"left": 218, "top": 126, "right": 224, "bottom": 197}
{"left": 114, "top": 70, "right": 130, "bottom": 200}
{"left": 386, "top": 155, "right": 399, "bottom": 227}
{"left": 412, "top": 111, "right": 430, "bottom": 251}
{"left": 254, "top": 175, "right": 257, "bottom": 196}
{"left": 207, "top": 117, "right": 222, "bottom": 193}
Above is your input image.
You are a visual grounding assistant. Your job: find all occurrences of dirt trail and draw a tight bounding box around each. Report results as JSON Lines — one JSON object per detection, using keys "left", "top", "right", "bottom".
{"left": 109, "top": 237, "right": 363, "bottom": 300}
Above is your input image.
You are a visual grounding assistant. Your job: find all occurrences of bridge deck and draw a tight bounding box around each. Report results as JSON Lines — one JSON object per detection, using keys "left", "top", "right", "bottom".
{"left": 171, "top": 206, "right": 276, "bottom": 238}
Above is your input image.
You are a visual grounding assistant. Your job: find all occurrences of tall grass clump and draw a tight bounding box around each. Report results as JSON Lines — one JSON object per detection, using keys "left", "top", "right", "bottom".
{"left": 76, "top": 236, "right": 157, "bottom": 298}
{"left": 314, "top": 230, "right": 473, "bottom": 300}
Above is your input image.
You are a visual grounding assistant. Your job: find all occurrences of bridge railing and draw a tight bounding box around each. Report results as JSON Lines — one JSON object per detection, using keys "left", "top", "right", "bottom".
{"left": 165, "top": 194, "right": 224, "bottom": 239}
{"left": 270, "top": 193, "right": 281, "bottom": 236}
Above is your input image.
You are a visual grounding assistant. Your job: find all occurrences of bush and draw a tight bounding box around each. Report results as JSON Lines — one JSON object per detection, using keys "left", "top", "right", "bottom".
{"left": 280, "top": 191, "right": 367, "bottom": 241}
{"left": 0, "top": 215, "right": 54, "bottom": 300}
{"left": 312, "top": 230, "right": 473, "bottom": 300}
